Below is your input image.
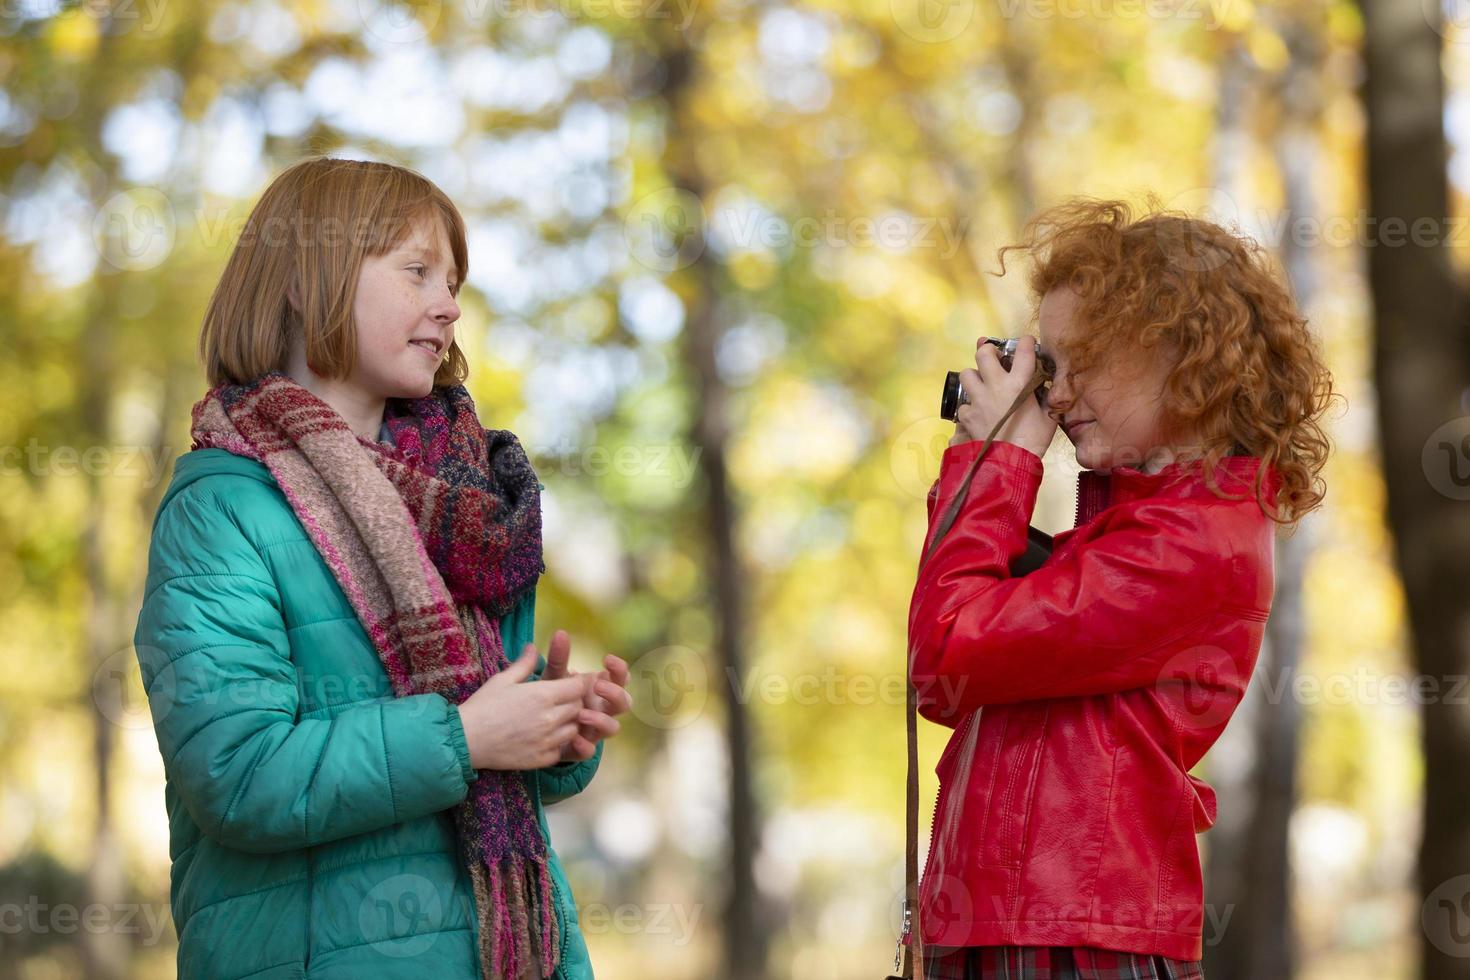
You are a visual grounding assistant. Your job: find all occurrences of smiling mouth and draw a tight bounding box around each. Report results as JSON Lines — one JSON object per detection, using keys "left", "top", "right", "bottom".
{"left": 409, "top": 339, "right": 442, "bottom": 358}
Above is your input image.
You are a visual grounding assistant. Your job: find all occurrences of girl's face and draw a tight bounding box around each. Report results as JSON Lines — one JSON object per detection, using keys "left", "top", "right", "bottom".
{"left": 1037, "top": 286, "right": 1181, "bottom": 474}
{"left": 349, "top": 215, "right": 462, "bottom": 400}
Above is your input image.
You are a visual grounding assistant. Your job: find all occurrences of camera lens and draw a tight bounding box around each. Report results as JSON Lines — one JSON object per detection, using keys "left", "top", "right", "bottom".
{"left": 940, "top": 371, "right": 968, "bottom": 422}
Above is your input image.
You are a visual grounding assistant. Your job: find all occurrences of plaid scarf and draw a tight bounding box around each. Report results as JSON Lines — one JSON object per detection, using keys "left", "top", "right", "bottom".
{"left": 188, "top": 369, "right": 559, "bottom": 979}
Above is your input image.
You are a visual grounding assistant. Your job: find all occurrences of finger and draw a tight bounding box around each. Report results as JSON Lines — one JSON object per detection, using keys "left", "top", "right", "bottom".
{"left": 603, "top": 654, "right": 629, "bottom": 688}
{"left": 577, "top": 709, "right": 621, "bottom": 738}
{"left": 549, "top": 699, "right": 583, "bottom": 728}
{"left": 956, "top": 367, "right": 984, "bottom": 407}
{"left": 578, "top": 672, "right": 602, "bottom": 708}
{"left": 952, "top": 405, "right": 976, "bottom": 437}
{"left": 565, "top": 734, "right": 597, "bottom": 760}
{"left": 1013, "top": 334, "right": 1037, "bottom": 375}
{"left": 540, "top": 674, "right": 592, "bottom": 703}
{"left": 542, "top": 629, "right": 572, "bottom": 680}
{"left": 602, "top": 669, "right": 633, "bottom": 710}
{"left": 595, "top": 681, "right": 633, "bottom": 716}
{"left": 973, "top": 341, "right": 1005, "bottom": 384}
{"left": 498, "top": 644, "right": 540, "bottom": 683}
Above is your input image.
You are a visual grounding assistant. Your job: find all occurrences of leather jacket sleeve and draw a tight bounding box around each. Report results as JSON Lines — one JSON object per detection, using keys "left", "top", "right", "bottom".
{"left": 909, "top": 439, "right": 1234, "bottom": 722}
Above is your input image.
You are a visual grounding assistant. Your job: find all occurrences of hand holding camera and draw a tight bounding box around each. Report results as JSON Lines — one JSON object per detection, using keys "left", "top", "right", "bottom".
{"left": 943, "top": 335, "right": 1058, "bottom": 459}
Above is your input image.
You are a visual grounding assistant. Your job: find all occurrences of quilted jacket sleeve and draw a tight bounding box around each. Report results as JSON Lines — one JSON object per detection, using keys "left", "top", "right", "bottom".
{"left": 909, "top": 439, "right": 1237, "bottom": 721}
{"left": 536, "top": 739, "right": 604, "bottom": 806}
{"left": 133, "top": 481, "right": 476, "bottom": 855}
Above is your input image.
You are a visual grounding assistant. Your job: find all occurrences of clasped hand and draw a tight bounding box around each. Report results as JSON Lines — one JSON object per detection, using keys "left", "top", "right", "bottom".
{"left": 456, "top": 629, "right": 632, "bottom": 771}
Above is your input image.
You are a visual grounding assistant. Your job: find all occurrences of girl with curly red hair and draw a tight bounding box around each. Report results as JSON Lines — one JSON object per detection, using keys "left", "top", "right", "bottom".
{"left": 906, "top": 198, "right": 1337, "bottom": 979}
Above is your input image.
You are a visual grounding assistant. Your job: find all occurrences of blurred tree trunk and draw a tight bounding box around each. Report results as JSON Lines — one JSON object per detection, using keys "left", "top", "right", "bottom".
{"left": 653, "top": 39, "right": 769, "bottom": 980}
{"left": 79, "top": 277, "right": 128, "bottom": 980}
{"left": 1233, "top": 24, "right": 1329, "bottom": 980}
{"left": 75, "top": 24, "right": 129, "bottom": 980}
{"left": 1199, "top": 33, "right": 1267, "bottom": 980}
{"left": 1356, "top": 2, "right": 1470, "bottom": 979}
{"left": 1200, "top": 25, "right": 1326, "bottom": 980}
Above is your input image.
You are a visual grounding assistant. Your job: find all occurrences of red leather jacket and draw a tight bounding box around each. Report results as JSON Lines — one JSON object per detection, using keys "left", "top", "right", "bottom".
{"left": 907, "top": 439, "right": 1281, "bottom": 961}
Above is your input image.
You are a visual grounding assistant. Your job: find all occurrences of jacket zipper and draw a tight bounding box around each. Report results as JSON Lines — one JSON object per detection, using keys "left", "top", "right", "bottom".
{"left": 1074, "top": 470, "right": 1112, "bottom": 529}
{"left": 921, "top": 708, "right": 981, "bottom": 937}
{"left": 530, "top": 772, "right": 572, "bottom": 978}
{"left": 303, "top": 854, "right": 313, "bottom": 972}
{"left": 549, "top": 859, "right": 571, "bottom": 974}
{"left": 919, "top": 750, "right": 946, "bottom": 945}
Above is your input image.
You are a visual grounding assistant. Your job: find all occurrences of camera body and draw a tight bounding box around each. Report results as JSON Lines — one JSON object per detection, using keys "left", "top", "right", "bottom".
{"left": 940, "top": 338, "right": 1054, "bottom": 422}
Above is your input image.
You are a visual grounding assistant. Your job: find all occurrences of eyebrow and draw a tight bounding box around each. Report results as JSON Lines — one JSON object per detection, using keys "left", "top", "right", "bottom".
{"left": 398, "top": 245, "right": 443, "bottom": 262}
{"left": 397, "top": 245, "right": 458, "bottom": 281}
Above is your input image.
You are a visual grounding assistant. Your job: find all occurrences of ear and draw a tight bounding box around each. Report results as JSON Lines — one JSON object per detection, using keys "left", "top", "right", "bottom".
{"left": 287, "top": 279, "right": 302, "bottom": 313}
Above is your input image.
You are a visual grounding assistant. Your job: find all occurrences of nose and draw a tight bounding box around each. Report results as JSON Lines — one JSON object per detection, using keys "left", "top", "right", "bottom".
{"left": 430, "top": 286, "right": 460, "bottom": 324}
{"left": 1045, "top": 368, "right": 1075, "bottom": 420}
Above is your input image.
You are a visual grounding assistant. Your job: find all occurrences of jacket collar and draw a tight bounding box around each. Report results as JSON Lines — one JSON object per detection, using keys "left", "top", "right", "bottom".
{"left": 1073, "top": 452, "right": 1281, "bottom": 528}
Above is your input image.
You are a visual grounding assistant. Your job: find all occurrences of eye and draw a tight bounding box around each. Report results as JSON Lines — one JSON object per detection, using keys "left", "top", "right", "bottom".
{"left": 407, "top": 265, "right": 427, "bottom": 278}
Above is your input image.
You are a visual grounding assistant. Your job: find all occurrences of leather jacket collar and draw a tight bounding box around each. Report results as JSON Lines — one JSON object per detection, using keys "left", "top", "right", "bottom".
{"left": 1074, "top": 452, "right": 1280, "bottom": 527}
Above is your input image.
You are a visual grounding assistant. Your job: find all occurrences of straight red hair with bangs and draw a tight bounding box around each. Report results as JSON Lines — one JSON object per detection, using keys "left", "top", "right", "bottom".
{"left": 994, "top": 196, "right": 1340, "bottom": 529}
{"left": 199, "top": 156, "right": 470, "bottom": 389}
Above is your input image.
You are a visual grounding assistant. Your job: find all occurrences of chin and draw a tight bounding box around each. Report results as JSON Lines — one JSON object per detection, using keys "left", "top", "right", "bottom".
{"left": 391, "top": 366, "right": 439, "bottom": 398}
{"left": 1076, "top": 447, "right": 1124, "bottom": 472}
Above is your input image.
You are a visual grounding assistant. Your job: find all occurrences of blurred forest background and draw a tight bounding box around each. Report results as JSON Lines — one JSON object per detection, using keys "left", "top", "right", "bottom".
{"left": 2, "top": 0, "right": 1469, "bottom": 978}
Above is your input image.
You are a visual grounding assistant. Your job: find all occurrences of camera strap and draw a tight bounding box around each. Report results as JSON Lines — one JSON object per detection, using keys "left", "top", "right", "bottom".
{"left": 894, "top": 365, "right": 1050, "bottom": 980}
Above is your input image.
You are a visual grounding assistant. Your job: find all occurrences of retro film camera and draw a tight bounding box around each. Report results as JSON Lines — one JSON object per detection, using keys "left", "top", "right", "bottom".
{"left": 940, "top": 337, "right": 1056, "bottom": 422}
{"left": 937, "top": 335, "right": 1057, "bottom": 577}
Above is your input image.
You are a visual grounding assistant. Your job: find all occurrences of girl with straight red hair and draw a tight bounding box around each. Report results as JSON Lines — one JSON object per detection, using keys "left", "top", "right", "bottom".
{"left": 134, "top": 156, "right": 628, "bottom": 980}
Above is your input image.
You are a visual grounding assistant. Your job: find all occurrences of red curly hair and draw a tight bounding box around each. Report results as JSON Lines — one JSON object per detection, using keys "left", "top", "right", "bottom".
{"left": 994, "top": 196, "right": 1339, "bottom": 530}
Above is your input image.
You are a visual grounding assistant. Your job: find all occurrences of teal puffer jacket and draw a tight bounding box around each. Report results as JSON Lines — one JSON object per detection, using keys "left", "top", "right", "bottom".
{"left": 132, "top": 447, "right": 600, "bottom": 980}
